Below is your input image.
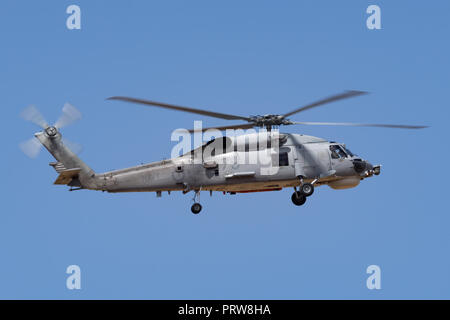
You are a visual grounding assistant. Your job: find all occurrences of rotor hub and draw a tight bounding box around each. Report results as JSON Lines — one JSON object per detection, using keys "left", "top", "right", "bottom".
{"left": 45, "top": 126, "right": 58, "bottom": 137}
{"left": 249, "top": 115, "right": 292, "bottom": 127}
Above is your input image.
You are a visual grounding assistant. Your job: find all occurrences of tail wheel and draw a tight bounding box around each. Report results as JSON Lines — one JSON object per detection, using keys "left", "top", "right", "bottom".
{"left": 301, "top": 183, "right": 314, "bottom": 197}
{"left": 191, "top": 203, "right": 202, "bottom": 214}
{"left": 291, "top": 192, "right": 306, "bottom": 206}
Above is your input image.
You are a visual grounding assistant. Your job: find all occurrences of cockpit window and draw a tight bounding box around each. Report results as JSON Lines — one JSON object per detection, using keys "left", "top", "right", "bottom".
{"left": 343, "top": 146, "right": 355, "bottom": 157}
{"left": 330, "top": 145, "right": 348, "bottom": 159}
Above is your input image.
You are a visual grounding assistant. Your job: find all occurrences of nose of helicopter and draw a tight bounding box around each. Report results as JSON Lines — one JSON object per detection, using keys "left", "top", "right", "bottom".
{"left": 352, "top": 159, "right": 381, "bottom": 176}
{"left": 352, "top": 158, "right": 367, "bottom": 173}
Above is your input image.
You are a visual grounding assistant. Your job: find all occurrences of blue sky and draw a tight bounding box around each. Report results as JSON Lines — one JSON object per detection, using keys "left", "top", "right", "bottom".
{"left": 1, "top": 1, "right": 449, "bottom": 299}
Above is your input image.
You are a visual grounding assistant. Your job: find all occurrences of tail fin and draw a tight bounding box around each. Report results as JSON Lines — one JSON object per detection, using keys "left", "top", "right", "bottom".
{"left": 35, "top": 129, "right": 98, "bottom": 189}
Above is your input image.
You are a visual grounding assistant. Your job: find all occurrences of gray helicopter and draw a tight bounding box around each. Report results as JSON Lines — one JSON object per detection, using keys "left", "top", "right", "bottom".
{"left": 20, "top": 91, "right": 427, "bottom": 214}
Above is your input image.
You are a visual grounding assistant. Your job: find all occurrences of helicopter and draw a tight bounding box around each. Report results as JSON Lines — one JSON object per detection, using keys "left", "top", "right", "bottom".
{"left": 20, "top": 90, "right": 427, "bottom": 214}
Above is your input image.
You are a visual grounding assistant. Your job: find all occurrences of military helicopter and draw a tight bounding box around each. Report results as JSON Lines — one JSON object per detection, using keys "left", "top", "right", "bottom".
{"left": 20, "top": 91, "right": 427, "bottom": 214}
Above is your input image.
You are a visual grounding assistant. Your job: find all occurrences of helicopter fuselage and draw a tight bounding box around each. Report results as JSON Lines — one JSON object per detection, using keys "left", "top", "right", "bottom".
{"left": 97, "top": 132, "right": 379, "bottom": 194}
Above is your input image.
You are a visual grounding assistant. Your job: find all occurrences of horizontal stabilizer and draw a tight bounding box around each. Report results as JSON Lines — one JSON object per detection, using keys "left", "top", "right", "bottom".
{"left": 53, "top": 168, "right": 81, "bottom": 185}
{"left": 49, "top": 161, "right": 67, "bottom": 173}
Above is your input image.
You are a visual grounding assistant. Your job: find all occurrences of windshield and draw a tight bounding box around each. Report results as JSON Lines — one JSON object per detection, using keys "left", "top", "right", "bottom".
{"left": 343, "top": 146, "right": 355, "bottom": 157}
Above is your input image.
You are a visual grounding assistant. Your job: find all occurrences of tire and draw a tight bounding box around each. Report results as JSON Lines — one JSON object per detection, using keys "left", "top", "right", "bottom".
{"left": 291, "top": 192, "right": 307, "bottom": 206}
{"left": 191, "top": 203, "right": 202, "bottom": 214}
{"left": 301, "top": 183, "right": 314, "bottom": 197}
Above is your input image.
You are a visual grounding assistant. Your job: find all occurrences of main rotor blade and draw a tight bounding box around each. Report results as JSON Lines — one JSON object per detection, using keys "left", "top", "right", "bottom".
{"left": 282, "top": 90, "right": 368, "bottom": 118}
{"left": 20, "top": 105, "right": 49, "bottom": 129}
{"left": 184, "top": 123, "right": 255, "bottom": 133}
{"left": 291, "top": 121, "right": 428, "bottom": 129}
{"left": 54, "top": 103, "right": 82, "bottom": 129}
{"left": 107, "top": 96, "right": 251, "bottom": 121}
{"left": 19, "top": 137, "right": 42, "bottom": 158}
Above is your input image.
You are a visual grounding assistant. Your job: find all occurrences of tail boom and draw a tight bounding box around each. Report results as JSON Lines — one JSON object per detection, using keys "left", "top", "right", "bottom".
{"left": 35, "top": 130, "right": 99, "bottom": 190}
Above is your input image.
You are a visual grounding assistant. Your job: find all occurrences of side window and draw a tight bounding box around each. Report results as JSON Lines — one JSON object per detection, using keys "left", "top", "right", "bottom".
{"left": 330, "top": 145, "right": 347, "bottom": 159}
{"left": 279, "top": 152, "right": 289, "bottom": 166}
{"left": 330, "top": 146, "right": 339, "bottom": 159}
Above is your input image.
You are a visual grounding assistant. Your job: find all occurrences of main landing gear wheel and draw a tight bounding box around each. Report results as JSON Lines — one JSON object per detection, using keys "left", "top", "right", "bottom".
{"left": 291, "top": 192, "right": 306, "bottom": 206}
{"left": 300, "top": 183, "right": 314, "bottom": 197}
{"left": 191, "top": 203, "right": 202, "bottom": 214}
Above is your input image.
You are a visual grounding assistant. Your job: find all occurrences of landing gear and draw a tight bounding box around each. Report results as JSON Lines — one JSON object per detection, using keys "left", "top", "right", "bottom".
{"left": 291, "top": 179, "right": 315, "bottom": 207}
{"left": 191, "top": 189, "right": 202, "bottom": 214}
{"left": 191, "top": 203, "right": 202, "bottom": 214}
{"left": 300, "top": 183, "right": 314, "bottom": 197}
{"left": 291, "top": 191, "right": 306, "bottom": 206}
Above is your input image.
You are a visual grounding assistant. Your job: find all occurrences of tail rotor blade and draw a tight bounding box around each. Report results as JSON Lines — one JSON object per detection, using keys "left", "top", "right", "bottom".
{"left": 20, "top": 105, "right": 49, "bottom": 129}
{"left": 19, "top": 137, "right": 42, "bottom": 158}
{"left": 54, "top": 103, "right": 82, "bottom": 129}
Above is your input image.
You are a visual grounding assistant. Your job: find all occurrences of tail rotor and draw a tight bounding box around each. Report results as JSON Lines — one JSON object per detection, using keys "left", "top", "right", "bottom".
{"left": 20, "top": 103, "right": 83, "bottom": 158}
